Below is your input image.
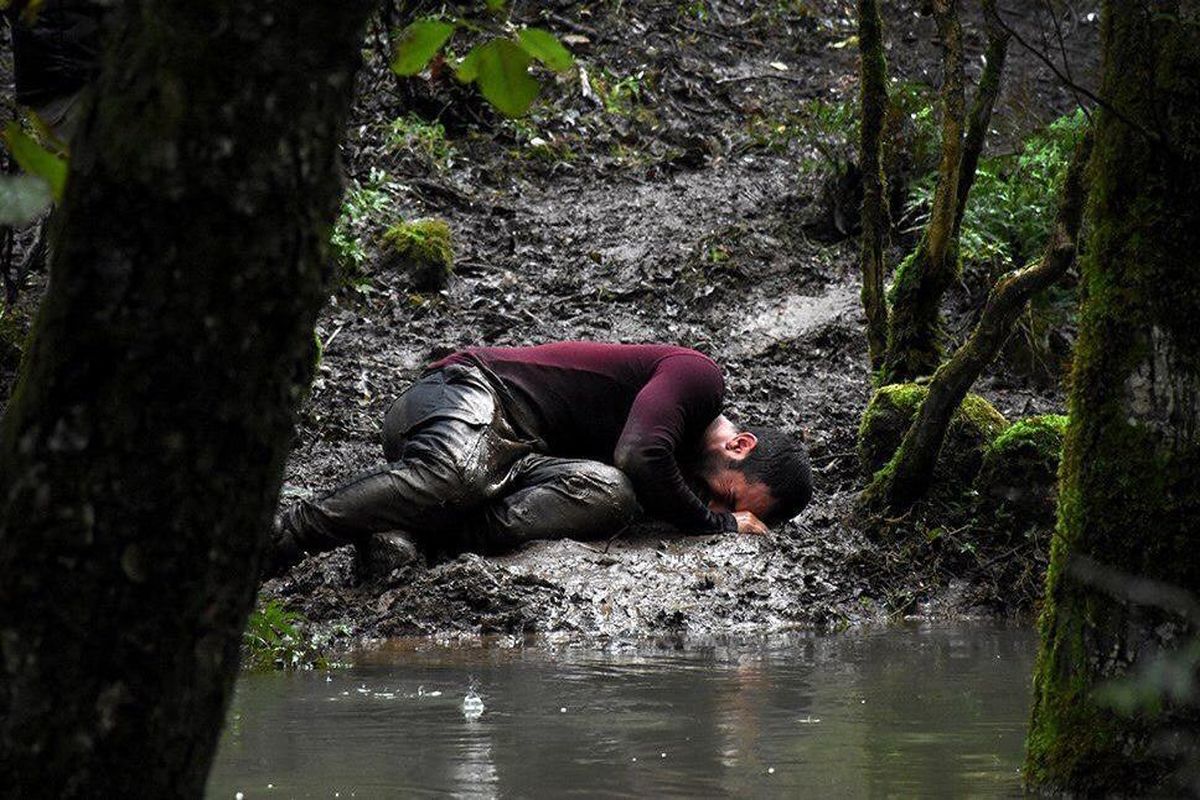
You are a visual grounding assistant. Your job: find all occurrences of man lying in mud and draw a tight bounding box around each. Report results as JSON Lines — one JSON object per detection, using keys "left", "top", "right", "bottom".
{"left": 267, "top": 342, "right": 813, "bottom": 577}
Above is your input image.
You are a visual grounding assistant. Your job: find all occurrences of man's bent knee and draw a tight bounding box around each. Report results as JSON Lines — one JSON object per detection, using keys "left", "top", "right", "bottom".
{"left": 574, "top": 463, "right": 639, "bottom": 524}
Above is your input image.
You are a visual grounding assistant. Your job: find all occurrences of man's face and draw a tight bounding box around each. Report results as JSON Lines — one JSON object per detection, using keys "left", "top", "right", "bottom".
{"left": 702, "top": 465, "right": 775, "bottom": 519}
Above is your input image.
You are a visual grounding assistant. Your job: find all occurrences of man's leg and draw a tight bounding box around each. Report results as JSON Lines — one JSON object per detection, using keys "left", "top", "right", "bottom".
{"left": 269, "top": 364, "right": 531, "bottom": 574}
{"left": 482, "top": 454, "right": 639, "bottom": 551}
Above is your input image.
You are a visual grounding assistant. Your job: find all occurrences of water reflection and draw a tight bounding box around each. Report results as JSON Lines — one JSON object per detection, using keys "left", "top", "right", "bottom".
{"left": 209, "top": 623, "right": 1034, "bottom": 798}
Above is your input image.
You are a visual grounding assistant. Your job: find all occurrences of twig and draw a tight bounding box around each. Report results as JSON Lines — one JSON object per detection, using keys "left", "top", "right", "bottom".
{"left": 322, "top": 323, "right": 346, "bottom": 351}
{"left": 672, "top": 21, "right": 763, "bottom": 46}
{"left": 1040, "top": 0, "right": 1092, "bottom": 124}
{"left": 994, "top": 4, "right": 1155, "bottom": 142}
{"left": 715, "top": 73, "right": 819, "bottom": 88}
{"left": 541, "top": 11, "right": 610, "bottom": 44}
{"left": 812, "top": 450, "right": 855, "bottom": 464}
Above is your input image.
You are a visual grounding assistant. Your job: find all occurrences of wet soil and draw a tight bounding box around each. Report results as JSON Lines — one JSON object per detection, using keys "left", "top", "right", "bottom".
{"left": 0, "top": 1, "right": 1101, "bottom": 644}
{"left": 260, "top": 0, "right": 1100, "bottom": 646}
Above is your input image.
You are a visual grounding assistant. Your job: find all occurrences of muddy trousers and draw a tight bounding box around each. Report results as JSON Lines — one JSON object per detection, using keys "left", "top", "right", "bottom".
{"left": 283, "top": 363, "right": 639, "bottom": 557}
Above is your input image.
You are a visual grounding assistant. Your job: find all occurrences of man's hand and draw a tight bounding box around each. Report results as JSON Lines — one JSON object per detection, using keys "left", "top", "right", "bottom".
{"left": 733, "top": 510, "right": 768, "bottom": 536}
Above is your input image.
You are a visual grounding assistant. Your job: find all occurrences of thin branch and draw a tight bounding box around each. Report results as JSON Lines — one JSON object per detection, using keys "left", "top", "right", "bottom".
{"left": 1040, "top": 0, "right": 1092, "bottom": 124}
{"left": 994, "top": 3, "right": 1156, "bottom": 142}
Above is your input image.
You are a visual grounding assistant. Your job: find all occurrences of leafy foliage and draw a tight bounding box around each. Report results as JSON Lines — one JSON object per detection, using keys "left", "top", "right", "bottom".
{"left": 330, "top": 167, "right": 399, "bottom": 286}
{"left": 913, "top": 110, "right": 1089, "bottom": 268}
{"left": 590, "top": 69, "right": 649, "bottom": 116}
{"left": 0, "top": 121, "right": 69, "bottom": 226}
{"left": 391, "top": 19, "right": 456, "bottom": 76}
{"left": 468, "top": 39, "right": 540, "bottom": 117}
{"left": 386, "top": 113, "right": 455, "bottom": 169}
{"left": 3, "top": 123, "right": 67, "bottom": 200}
{"left": 242, "top": 600, "right": 327, "bottom": 672}
{"left": 389, "top": 9, "right": 576, "bottom": 118}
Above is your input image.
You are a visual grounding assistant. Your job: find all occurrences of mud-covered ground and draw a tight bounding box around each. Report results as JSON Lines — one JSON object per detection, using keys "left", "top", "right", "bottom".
{"left": 257, "top": 0, "right": 1101, "bottom": 646}
{"left": 1, "top": 1, "right": 1100, "bottom": 645}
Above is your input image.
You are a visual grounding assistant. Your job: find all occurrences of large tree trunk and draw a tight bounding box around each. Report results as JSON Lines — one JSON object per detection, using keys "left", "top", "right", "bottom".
{"left": 1025, "top": 1, "right": 1200, "bottom": 792}
{"left": 0, "top": 0, "right": 375, "bottom": 795}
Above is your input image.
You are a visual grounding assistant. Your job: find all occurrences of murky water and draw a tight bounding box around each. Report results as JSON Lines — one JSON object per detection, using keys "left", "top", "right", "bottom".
{"left": 209, "top": 623, "right": 1035, "bottom": 798}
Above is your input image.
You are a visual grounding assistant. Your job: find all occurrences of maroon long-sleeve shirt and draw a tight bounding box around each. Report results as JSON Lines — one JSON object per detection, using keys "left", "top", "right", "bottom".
{"left": 436, "top": 342, "right": 737, "bottom": 533}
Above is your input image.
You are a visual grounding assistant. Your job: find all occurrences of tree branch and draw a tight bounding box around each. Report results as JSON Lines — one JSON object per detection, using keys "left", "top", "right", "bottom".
{"left": 994, "top": 3, "right": 1157, "bottom": 143}
{"left": 857, "top": 0, "right": 890, "bottom": 369}
{"left": 954, "top": 0, "right": 1010, "bottom": 238}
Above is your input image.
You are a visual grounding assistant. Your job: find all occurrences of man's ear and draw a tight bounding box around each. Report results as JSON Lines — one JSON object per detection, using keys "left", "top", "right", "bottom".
{"left": 725, "top": 431, "right": 758, "bottom": 457}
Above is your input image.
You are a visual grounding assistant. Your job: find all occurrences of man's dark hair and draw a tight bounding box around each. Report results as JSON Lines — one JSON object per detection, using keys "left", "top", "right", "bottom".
{"left": 735, "top": 426, "right": 812, "bottom": 525}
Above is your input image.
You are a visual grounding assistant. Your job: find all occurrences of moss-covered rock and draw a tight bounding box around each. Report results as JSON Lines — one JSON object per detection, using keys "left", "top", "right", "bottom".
{"left": 858, "top": 383, "right": 1009, "bottom": 489}
{"left": 379, "top": 217, "right": 454, "bottom": 291}
{"left": 975, "top": 414, "right": 1067, "bottom": 530}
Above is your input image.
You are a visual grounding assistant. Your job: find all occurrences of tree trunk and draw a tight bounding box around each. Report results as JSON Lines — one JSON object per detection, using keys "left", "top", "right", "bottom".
{"left": 857, "top": 0, "right": 890, "bottom": 370}
{"left": 1025, "top": 1, "right": 1200, "bottom": 792}
{"left": 880, "top": 0, "right": 965, "bottom": 383}
{"left": 0, "top": 0, "right": 375, "bottom": 796}
{"left": 866, "top": 130, "right": 1092, "bottom": 510}
{"left": 953, "top": 1, "right": 1009, "bottom": 239}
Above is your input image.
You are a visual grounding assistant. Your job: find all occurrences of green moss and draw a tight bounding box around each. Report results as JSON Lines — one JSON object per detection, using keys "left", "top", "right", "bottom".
{"left": 885, "top": 248, "right": 918, "bottom": 306}
{"left": 975, "top": 414, "right": 1067, "bottom": 535}
{"left": 380, "top": 217, "right": 454, "bottom": 291}
{"left": 857, "top": 382, "right": 1008, "bottom": 489}
{"left": 989, "top": 414, "right": 1067, "bottom": 459}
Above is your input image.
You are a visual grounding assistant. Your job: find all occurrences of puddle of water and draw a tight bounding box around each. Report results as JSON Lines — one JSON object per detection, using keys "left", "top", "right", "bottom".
{"left": 209, "top": 624, "right": 1034, "bottom": 798}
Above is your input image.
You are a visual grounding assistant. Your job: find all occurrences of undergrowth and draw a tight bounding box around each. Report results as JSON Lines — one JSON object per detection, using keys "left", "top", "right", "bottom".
{"left": 242, "top": 599, "right": 330, "bottom": 672}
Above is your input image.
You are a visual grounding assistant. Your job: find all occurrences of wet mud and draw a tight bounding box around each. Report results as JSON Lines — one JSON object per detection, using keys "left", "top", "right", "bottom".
{"left": 0, "top": 1, "right": 1099, "bottom": 645}
{"left": 259, "top": 0, "right": 1100, "bottom": 646}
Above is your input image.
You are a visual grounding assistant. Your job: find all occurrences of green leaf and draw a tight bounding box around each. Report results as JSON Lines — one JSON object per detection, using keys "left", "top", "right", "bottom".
{"left": 0, "top": 174, "right": 53, "bottom": 225}
{"left": 391, "top": 18, "right": 455, "bottom": 77}
{"left": 484, "top": 0, "right": 506, "bottom": 11}
{"left": 454, "top": 44, "right": 483, "bottom": 83}
{"left": 471, "top": 39, "right": 539, "bottom": 118}
{"left": 3, "top": 123, "right": 67, "bottom": 201}
{"left": 516, "top": 27, "right": 575, "bottom": 72}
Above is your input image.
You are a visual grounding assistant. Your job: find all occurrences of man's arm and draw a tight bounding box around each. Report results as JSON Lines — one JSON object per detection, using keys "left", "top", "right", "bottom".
{"left": 612, "top": 354, "right": 737, "bottom": 534}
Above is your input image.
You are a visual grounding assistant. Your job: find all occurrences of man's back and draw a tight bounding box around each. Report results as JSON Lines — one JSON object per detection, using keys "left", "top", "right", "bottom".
{"left": 437, "top": 342, "right": 725, "bottom": 463}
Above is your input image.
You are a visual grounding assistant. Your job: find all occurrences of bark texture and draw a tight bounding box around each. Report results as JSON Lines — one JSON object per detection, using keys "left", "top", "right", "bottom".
{"left": 857, "top": 0, "right": 889, "bottom": 370}
{"left": 0, "top": 0, "right": 375, "bottom": 796}
{"left": 880, "top": 0, "right": 965, "bottom": 384}
{"left": 867, "top": 130, "right": 1092, "bottom": 511}
{"left": 1025, "top": 1, "right": 1200, "bottom": 792}
{"left": 953, "top": 1, "right": 1009, "bottom": 239}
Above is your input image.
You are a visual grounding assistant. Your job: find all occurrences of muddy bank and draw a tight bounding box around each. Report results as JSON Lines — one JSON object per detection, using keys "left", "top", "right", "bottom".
{"left": 0, "top": 1, "right": 1098, "bottom": 644}
{"left": 254, "top": 0, "right": 1101, "bottom": 647}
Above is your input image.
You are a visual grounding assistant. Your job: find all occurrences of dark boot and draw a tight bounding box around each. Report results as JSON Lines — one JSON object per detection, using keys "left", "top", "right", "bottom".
{"left": 261, "top": 512, "right": 305, "bottom": 580}
{"left": 355, "top": 530, "right": 423, "bottom": 579}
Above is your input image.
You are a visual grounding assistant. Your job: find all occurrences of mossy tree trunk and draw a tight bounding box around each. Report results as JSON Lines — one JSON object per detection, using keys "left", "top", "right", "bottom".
{"left": 858, "top": 0, "right": 1009, "bottom": 386}
{"left": 953, "top": 0, "right": 1009, "bottom": 240}
{"left": 857, "top": 0, "right": 889, "bottom": 370}
{"left": 1025, "top": 1, "right": 1200, "bottom": 792}
{"left": 0, "top": 0, "right": 375, "bottom": 796}
{"left": 879, "top": 0, "right": 965, "bottom": 384}
{"left": 866, "top": 130, "right": 1092, "bottom": 510}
